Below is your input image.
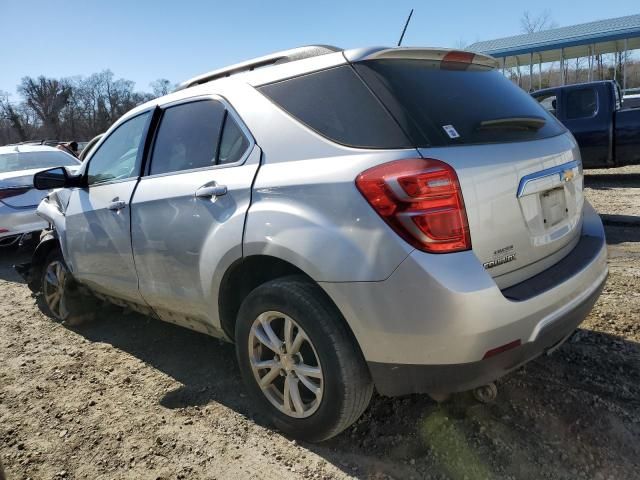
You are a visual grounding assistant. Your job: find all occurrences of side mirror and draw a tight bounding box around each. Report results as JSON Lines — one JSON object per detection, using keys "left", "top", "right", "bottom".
{"left": 33, "top": 167, "right": 70, "bottom": 190}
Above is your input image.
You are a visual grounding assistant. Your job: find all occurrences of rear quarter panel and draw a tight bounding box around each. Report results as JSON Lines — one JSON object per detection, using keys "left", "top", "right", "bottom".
{"left": 224, "top": 83, "right": 416, "bottom": 281}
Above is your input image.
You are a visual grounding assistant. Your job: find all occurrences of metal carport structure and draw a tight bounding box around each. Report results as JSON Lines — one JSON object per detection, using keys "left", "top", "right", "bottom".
{"left": 468, "top": 14, "right": 640, "bottom": 91}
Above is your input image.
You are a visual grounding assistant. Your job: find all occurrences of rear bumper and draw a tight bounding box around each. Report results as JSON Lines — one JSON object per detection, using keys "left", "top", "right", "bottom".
{"left": 367, "top": 276, "right": 604, "bottom": 395}
{"left": 320, "top": 201, "right": 608, "bottom": 395}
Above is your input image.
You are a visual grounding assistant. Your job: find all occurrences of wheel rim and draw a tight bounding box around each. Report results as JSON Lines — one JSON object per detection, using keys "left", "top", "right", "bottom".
{"left": 248, "top": 311, "right": 324, "bottom": 418}
{"left": 43, "top": 260, "right": 69, "bottom": 321}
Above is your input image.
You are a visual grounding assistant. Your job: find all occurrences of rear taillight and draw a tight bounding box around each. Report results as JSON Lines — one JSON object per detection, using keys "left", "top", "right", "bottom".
{"left": 0, "top": 186, "right": 30, "bottom": 201}
{"left": 355, "top": 158, "right": 471, "bottom": 253}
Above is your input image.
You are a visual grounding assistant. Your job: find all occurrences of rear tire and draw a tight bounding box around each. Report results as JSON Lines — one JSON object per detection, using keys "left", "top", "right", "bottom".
{"left": 235, "top": 275, "right": 373, "bottom": 442}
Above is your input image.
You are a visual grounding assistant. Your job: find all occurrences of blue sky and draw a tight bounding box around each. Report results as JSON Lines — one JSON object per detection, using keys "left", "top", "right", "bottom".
{"left": 1, "top": 0, "right": 638, "bottom": 97}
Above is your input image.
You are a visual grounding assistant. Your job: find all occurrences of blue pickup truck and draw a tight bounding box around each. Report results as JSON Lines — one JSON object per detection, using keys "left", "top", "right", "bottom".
{"left": 532, "top": 81, "right": 640, "bottom": 169}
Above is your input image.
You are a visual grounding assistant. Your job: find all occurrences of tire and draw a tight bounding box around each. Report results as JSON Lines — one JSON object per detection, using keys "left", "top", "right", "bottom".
{"left": 40, "top": 248, "right": 96, "bottom": 324}
{"left": 235, "top": 275, "right": 373, "bottom": 442}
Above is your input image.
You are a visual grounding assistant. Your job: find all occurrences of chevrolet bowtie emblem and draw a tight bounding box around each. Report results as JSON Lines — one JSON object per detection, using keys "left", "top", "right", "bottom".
{"left": 561, "top": 169, "right": 575, "bottom": 182}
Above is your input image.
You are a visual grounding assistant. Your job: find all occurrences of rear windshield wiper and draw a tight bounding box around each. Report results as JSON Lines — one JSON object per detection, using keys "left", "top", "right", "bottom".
{"left": 477, "top": 116, "right": 546, "bottom": 131}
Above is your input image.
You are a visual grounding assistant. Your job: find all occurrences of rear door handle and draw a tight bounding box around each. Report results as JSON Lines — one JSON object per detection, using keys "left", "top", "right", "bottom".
{"left": 195, "top": 184, "right": 227, "bottom": 199}
{"left": 108, "top": 200, "right": 127, "bottom": 211}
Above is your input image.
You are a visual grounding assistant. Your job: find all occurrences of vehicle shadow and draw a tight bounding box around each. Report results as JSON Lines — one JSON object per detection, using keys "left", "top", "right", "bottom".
{"left": 604, "top": 222, "right": 640, "bottom": 244}
{"left": 0, "top": 245, "right": 33, "bottom": 283}
{"left": 584, "top": 173, "right": 640, "bottom": 189}
{"left": 64, "top": 308, "right": 640, "bottom": 479}
{"left": 71, "top": 309, "right": 243, "bottom": 411}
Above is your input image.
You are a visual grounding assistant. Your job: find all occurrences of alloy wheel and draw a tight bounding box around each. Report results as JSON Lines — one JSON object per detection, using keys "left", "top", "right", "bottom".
{"left": 43, "top": 260, "right": 69, "bottom": 321}
{"left": 248, "top": 311, "right": 324, "bottom": 418}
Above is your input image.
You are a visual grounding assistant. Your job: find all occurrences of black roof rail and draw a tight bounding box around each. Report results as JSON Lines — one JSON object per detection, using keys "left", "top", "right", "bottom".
{"left": 175, "top": 45, "right": 342, "bottom": 91}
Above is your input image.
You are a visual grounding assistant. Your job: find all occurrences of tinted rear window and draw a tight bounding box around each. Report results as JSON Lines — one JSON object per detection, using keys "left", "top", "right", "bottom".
{"left": 353, "top": 59, "right": 566, "bottom": 146}
{"left": 258, "top": 65, "right": 412, "bottom": 149}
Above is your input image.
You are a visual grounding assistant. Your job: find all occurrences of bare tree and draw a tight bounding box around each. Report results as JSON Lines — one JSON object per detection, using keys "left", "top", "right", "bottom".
{"left": 520, "top": 10, "right": 558, "bottom": 34}
{"left": 18, "top": 77, "right": 72, "bottom": 138}
{"left": 454, "top": 39, "right": 468, "bottom": 50}
{"left": 150, "top": 79, "right": 174, "bottom": 97}
{"left": 1, "top": 70, "right": 164, "bottom": 144}
{"left": 519, "top": 10, "right": 558, "bottom": 88}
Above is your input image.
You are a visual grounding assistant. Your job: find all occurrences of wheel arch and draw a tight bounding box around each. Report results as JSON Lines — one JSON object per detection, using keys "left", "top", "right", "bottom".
{"left": 27, "top": 232, "right": 60, "bottom": 291}
{"left": 217, "top": 255, "right": 363, "bottom": 356}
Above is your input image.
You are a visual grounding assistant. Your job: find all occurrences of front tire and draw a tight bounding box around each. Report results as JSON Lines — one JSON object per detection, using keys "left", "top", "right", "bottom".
{"left": 41, "top": 249, "right": 71, "bottom": 321}
{"left": 40, "top": 248, "right": 97, "bottom": 324}
{"left": 235, "top": 276, "right": 373, "bottom": 442}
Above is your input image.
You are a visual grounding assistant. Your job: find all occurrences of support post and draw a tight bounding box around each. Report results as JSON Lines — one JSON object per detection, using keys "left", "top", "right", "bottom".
{"left": 560, "top": 48, "right": 565, "bottom": 86}
{"left": 538, "top": 53, "right": 542, "bottom": 90}
{"left": 614, "top": 41, "right": 618, "bottom": 82}
{"left": 529, "top": 52, "right": 533, "bottom": 91}
{"left": 623, "top": 38, "right": 628, "bottom": 92}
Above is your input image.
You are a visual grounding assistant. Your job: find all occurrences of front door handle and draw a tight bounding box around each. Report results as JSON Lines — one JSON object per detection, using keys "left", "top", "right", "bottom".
{"left": 195, "top": 184, "right": 228, "bottom": 199}
{"left": 108, "top": 200, "right": 126, "bottom": 211}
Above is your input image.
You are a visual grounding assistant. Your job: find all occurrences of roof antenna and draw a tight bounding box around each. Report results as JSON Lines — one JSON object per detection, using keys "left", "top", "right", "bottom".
{"left": 397, "top": 9, "right": 414, "bottom": 47}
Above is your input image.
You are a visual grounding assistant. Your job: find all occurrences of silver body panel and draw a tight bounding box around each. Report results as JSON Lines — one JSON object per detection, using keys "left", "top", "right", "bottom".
{"left": 320, "top": 201, "right": 606, "bottom": 365}
{"left": 131, "top": 145, "right": 261, "bottom": 327}
{"left": 418, "top": 134, "right": 584, "bottom": 288}
{"left": 35, "top": 46, "right": 608, "bottom": 377}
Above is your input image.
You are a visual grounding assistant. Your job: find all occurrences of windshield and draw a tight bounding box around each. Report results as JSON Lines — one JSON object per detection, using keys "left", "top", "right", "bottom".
{"left": 353, "top": 59, "right": 566, "bottom": 146}
{"left": 0, "top": 150, "right": 79, "bottom": 174}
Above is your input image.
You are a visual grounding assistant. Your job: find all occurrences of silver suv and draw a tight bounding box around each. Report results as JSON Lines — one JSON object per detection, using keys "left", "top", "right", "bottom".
{"left": 26, "top": 46, "right": 608, "bottom": 441}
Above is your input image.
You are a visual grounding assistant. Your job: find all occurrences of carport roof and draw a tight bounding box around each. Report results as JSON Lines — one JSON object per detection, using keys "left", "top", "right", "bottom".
{"left": 468, "top": 14, "right": 640, "bottom": 66}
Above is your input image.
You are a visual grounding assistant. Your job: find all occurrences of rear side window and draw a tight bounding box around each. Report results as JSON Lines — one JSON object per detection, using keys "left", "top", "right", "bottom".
{"left": 353, "top": 59, "right": 566, "bottom": 146}
{"left": 259, "top": 66, "right": 412, "bottom": 149}
{"left": 218, "top": 114, "right": 250, "bottom": 164}
{"left": 565, "top": 88, "right": 597, "bottom": 119}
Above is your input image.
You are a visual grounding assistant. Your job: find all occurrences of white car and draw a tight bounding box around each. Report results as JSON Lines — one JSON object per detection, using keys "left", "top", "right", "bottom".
{"left": 0, "top": 145, "right": 79, "bottom": 247}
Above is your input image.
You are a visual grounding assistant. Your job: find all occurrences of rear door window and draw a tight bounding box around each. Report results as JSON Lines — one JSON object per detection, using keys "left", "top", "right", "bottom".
{"left": 259, "top": 66, "right": 412, "bottom": 149}
{"left": 353, "top": 59, "right": 566, "bottom": 146}
{"left": 565, "top": 88, "right": 598, "bottom": 119}
{"left": 148, "top": 100, "right": 251, "bottom": 175}
{"left": 149, "top": 100, "right": 225, "bottom": 176}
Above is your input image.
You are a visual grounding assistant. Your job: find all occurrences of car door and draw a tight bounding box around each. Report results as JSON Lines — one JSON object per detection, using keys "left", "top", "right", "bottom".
{"left": 130, "top": 97, "right": 259, "bottom": 328}
{"left": 64, "top": 110, "right": 152, "bottom": 304}
{"left": 560, "top": 86, "right": 612, "bottom": 168}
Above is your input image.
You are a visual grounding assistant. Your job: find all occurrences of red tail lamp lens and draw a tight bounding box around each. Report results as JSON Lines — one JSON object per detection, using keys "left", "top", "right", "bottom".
{"left": 356, "top": 158, "right": 471, "bottom": 253}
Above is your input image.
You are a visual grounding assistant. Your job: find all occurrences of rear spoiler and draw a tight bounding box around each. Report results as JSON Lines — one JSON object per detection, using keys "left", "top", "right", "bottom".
{"left": 343, "top": 47, "right": 499, "bottom": 69}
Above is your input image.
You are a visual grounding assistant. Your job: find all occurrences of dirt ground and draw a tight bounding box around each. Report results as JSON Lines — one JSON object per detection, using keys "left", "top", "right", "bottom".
{"left": 1, "top": 167, "right": 639, "bottom": 480}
